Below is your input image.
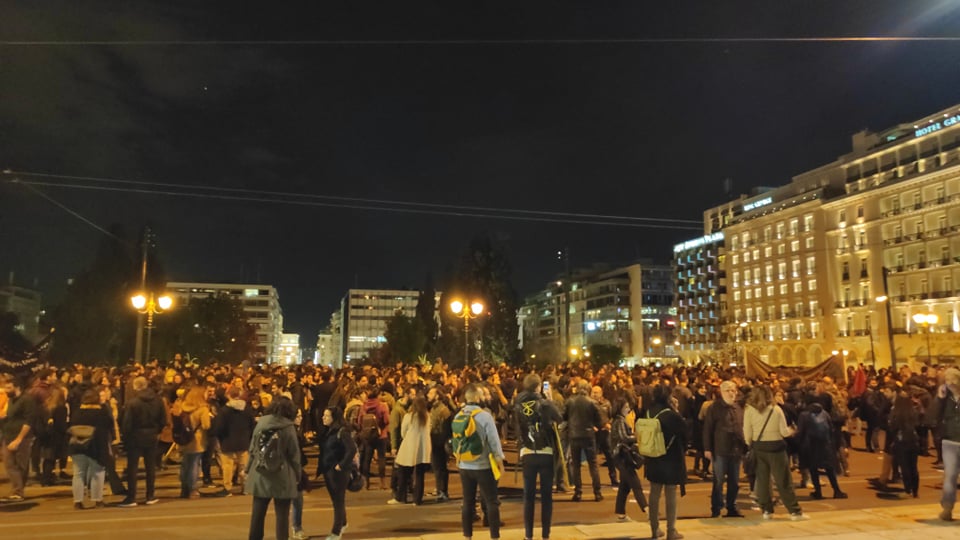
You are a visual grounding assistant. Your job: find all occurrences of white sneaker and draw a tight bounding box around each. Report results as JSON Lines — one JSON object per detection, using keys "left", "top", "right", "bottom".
{"left": 762, "top": 512, "right": 773, "bottom": 520}
{"left": 790, "top": 513, "right": 809, "bottom": 521}
{"left": 291, "top": 530, "right": 306, "bottom": 540}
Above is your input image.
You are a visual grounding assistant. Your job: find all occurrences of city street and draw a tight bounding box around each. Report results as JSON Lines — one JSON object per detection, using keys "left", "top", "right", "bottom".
{"left": 1, "top": 436, "right": 958, "bottom": 539}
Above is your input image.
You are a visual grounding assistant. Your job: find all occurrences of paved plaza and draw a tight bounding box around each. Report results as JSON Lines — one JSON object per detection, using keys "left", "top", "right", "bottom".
{"left": 1, "top": 436, "right": 958, "bottom": 539}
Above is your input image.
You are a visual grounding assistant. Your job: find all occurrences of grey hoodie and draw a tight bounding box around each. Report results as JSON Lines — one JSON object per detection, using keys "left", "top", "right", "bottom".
{"left": 244, "top": 414, "right": 301, "bottom": 499}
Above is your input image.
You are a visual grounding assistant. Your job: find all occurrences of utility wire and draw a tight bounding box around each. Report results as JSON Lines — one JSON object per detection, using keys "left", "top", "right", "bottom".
{"left": 12, "top": 180, "right": 126, "bottom": 242}
{"left": 8, "top": 170, "right": 703, "bottom": 225}
{"left": 3, "top": 37, "right": 960, "bottom": 46}
{"left": 11, "top": 179, "right": 705, "bottom": 231}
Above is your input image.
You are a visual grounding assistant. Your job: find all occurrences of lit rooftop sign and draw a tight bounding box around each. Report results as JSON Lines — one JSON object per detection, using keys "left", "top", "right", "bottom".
{"left": 743, "top": 197, "right": 773, "bottom": 212}
{"left": 915, "top": 114, "right": 960, "bottom": 138}
{"left": 674, "top": 232, "right": 724, "bottom": 253}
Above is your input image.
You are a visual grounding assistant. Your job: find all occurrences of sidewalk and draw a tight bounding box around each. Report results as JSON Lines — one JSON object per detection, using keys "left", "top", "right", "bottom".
{"left": 411, "top": 504, "right": 958, "bottom": 540}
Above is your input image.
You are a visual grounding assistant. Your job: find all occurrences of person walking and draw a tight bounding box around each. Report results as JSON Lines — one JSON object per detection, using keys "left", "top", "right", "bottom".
{"left": 68, "top": 389, "right": 114, "bottom": 509}
{"left": 389, "top": 395, "right": 432, "bottom": 505}
{"left": 118, "top": 377, "right": 167, "bottom": 507}
{"left": 245, "top": 396, "right": 302, "bottom": 540}
{"left": 591, "top": 385, "right": 618, "bottom": 487}
{"left": 564, "top": 381, "right": 603, "bottom": 502}
{"left": 453, "top": 383, "right": 505, "bottom": 540}
{"left": 744, "top": 385, "right": 807, "bottom": 520}
{"left": 171, "top": 386, "right": 212, "bottom": 499}
{"left": 702, "top": 380, "right": 745, "bottom": 517}
{"left": 515, "top": 374, "right": 563, "bottom": 540}
{"left": 888, "top": 393, "right": 920, "bottom": 498}
{"left": 928, "top": 367, "right": 960, "bottom": 521}
{"left": 610, "top": 394, "right": 647, "bottom": 522}
{"left": 645, "top": 385, "right": 686, "bottom": 540}
{"left": 214, "top": 386, "right": 256, "bottom": 495}
{"left": 318, "top": 406, "right": 358, "bottom": 540}
{"left": 0, "top": 375, "right": 43, "bottom": 503}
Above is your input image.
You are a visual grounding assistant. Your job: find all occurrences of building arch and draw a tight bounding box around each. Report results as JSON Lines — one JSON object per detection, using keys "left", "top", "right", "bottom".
{"left": 781, "top": 347, "right": 793, "bottom": 365}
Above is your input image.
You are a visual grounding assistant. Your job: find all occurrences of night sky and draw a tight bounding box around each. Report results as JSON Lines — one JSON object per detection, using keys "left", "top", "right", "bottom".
{"left": 3, "top": 1, "right": 960, "bottom": 342}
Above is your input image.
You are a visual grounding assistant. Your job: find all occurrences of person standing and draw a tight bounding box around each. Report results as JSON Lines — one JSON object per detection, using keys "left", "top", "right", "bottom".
{"left": 69, "top": 389, "right": 114, "bottom": 509}
{"left": 118, "top": 377, "right": 167, "bottom": 507}
{"left": 795, "top": 401, "right": 847, "bottom": 500}
{"left": 390, "top": 396, "right": 432, "bottom": 505}
{"left": 215, "top": 386, "right": 256, "bottom": 495}
{"left": 564, "top": 381, "right": 603, "bottom": 502}
{"left": 357, "top": 386, "right": 390, "bottom": 490}
{"left": 928, "top": 367, "right": 960, "bottom": 521}
{"left": 318, "top": 406, "right": 358, "bottom": 540}
{"left": 645, "top": 385, "right": 687, "bottom": 540}
{"left": 888, "top": 393, "right": 920, "bottom": 498}
{"left": 610, "top": 394, "right": 647, "bottom": 521}
{"left": 0, "top": 375, "right": 44, "bottom": 503}
{"left": 427, "top": 386, "right": 453, "bottom": 501}
{"left": 172, "top": 386, "right": 212, "bottom": 499}
{"left": 591, "top": 385, "right": 618, "bottom": 487}
{"left": 454, "top": 383, "right": 505, "bottom": 540}
{"left": 245, "top": 397, "right": 302, "bottom": 540}
{"left": 515, "top": 374, "right": 562, "bottom": 540}
{"left": 703, "top": 380, "right": 745, "bottom": 518}
{"left": 744, "top": 385, "right": 807, "bottom": 520}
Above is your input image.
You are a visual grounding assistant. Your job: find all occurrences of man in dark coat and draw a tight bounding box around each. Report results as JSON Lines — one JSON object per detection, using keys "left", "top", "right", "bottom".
{"left": 703, "top": 380, "right": 746, "bottom": 518}
{"left": 118, "top": 377, "right": 167, "bottom": 507}
{"left": 564, "top": 380, "right": 603, "bottom": 502}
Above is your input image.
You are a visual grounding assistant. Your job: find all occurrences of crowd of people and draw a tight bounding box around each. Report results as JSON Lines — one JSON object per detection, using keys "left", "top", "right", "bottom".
{"left": 1, "top": 356, "right": 960, "bottom": 540}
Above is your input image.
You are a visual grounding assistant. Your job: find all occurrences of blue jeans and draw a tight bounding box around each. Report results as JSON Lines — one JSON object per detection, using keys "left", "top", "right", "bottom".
{"left": 292, "top": 492, "right": 304, "bottom": 530}
{"left": 942, "top": 439, "right": 960, "bottom": 509}
{"left": 711, "top": 454, "right": 741, "bottom": 514}
{"left": 72, "top": 454, "right": 105, "bottom": 503}
{"left": 180, "top": 451, "right": 202, "bottom": 496}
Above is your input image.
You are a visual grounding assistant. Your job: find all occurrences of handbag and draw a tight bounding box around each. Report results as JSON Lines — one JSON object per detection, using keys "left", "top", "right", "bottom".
{"left": 743, "top": 408, "right": 774, "bottom": 475}
{"left": 67, "top": 425, "right": 95, "bottom": 454}
{"left": 346, "top": 451, "right": 363, "bottom": 492}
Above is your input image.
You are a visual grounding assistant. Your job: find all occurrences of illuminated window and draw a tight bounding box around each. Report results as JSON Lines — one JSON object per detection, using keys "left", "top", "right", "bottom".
{"left": 791, "top": 240, "right": 800, "bottom": 252}
{"left": 803, "top": 214, "right": 814, "bottom": 232}
{"left": 793, "top": 281, "right": 803, "bottom": 293}
{"left": 808, "top": 279, "right": 817, "bottom": 291}
{"left": 805, "top": 237, "right": 814, "bottom": 249}
{"left": 779, "top": 283, "right": 788, "bottom": 295}
{"left": 764, "top": 246, "right": 772, "bottom": 258}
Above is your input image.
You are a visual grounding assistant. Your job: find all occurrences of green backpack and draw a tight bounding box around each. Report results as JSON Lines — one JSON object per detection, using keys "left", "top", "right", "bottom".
{"left": 450, "top": 408, "right": 484, "bottom": 463}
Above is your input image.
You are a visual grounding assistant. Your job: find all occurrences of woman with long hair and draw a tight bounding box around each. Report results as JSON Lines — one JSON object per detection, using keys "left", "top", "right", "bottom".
{"left": 645, "top": 385, "right": 687, "bottom": 540}
{"left": 246, "top": 396, "right": 301, "bottom": 540}
{"left": 888, "top": 393, "right": 920, "bottom": 497}
{"left": 390, "top": 395, "right": 432, "bottom": 505}
{"left": 610, "top": 393, "right": 647, "bottom": 521}
{"left": 744, "top": 384, "right": 806, "bottom": 520}
{"left": 319, "top": 406, "right": 358, "bottom": 540}
{"left": 171, "top": 385, "right": 212, "bottom": 498}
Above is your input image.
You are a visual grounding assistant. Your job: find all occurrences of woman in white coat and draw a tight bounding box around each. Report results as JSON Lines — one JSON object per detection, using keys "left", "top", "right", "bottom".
{"left": 388, "top": 395, "right": 432, "bottom": 505}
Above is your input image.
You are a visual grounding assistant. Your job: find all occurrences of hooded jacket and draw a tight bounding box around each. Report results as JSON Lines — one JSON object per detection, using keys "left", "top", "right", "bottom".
{"left": 170, "top": 400, "right": 211, "bottom": 454}
{"left": 245, "top": 414, "right": 301, "bottom": 499}
{"left": 121, "top": 388, "right": 167, "bottom": 448}
{"left": 214, "top": 399, "right": 256, "bottom": 453}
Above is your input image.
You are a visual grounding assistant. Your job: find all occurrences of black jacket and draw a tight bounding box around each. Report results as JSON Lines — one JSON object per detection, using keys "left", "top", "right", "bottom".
{"left": 564, "top": 393, "right": 601, "bottom": 439}
{"left": 70, "top": 403, "right": 115, "bottom": 466}
{"left": 214, "top": 400, "right": 257, "bottom": 453}
{"left": 319, "top": 424, "right": 358, "bottom": 475}
{"left": 702, "top": 399, "right": 745, "bottom": 456}
{"left": 514, "top": 391, "right": 562, "bottom": 450}
{"left": 644, "top": 404, "right": 687, "bottom": 488}
{"left": 121, "top": 388, "right": 167, "bottom": 448}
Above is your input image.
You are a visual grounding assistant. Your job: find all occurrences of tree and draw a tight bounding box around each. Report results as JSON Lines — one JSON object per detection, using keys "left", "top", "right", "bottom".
{"left": 152, "top": 294, "right": 257, "bottom": 365}
{"left": 383, "top": 312, "right": 427, "bottom": 365}
{"left": 50, "top": 225, "right": 139, "bottom": 365}
{"left": 439, "top": 234, "right": 520, "bottom": 366}
{"left": 0, "top": 312, "right": 31, "bottom": 355}
{"left": 588, "top": 344, "right": 624, "bottom": 367}
{"left": 415, "top": 275, "right": 438, "bottom": 349}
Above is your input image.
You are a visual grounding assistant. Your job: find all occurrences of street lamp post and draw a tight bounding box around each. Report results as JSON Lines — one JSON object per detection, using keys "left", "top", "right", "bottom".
{"left": 450, "top": 299, "right": 484, "bottom": 366}
{"left": 911, "top": 312, "right": 939, "bottom": 365}
{"left": 131, "top": 292, "right": 173, "bottom": 364}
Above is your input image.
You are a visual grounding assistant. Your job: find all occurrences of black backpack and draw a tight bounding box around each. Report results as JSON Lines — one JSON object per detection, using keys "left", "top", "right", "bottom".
{"left": 357, "top": 405, "right": 381, "bottom": 443}
{"left": 252, "top": 428, "right": 285, "bottom": 473}
{"left": 171, "top": 411, "right": 195, "bottom": 446}
{"left": 517, "top": 398, "right": 553, "bottom": 451}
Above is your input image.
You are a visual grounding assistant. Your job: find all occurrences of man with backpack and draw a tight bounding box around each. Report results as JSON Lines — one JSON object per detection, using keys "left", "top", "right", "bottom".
{"left": 564, "top": 380, "right": 604, "bottom": 502}
{"left": 358, "top": 386, "right": 390, "bottom": 490}
{"left": 515, "top": 374, "right": 562, "bottom": 540}
{"left": 451, "top": 383, "right": 505, "bottom": 540}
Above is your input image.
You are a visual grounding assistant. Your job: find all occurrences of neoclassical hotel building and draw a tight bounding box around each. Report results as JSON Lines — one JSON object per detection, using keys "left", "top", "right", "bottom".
{"left": 690, "top": 104, "right": 960, "bottom": 368}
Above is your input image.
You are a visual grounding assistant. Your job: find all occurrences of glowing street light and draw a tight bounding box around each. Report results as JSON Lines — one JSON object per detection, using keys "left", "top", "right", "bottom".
{"left": 912, "top": 312, "right": 939, "bottom": 364}
{"left": 451, "top": 298, "right": 484, "bottom": 365}
{"left": 131, "top": 292, "right": 173, "bottom": 363}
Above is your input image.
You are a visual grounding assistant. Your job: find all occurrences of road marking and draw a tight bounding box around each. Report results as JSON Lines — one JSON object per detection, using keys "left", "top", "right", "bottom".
{"left": 0, "top": 507, "right": 331, "bottom": 529}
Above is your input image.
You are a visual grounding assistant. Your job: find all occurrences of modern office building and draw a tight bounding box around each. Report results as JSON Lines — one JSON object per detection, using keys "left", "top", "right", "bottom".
{"left": 0, "top": 277, "right": 43, "bottom": 344}
{"left": 673, "top": 232, "right": 728, "bottom": 363}
{"left": 335, "top": 288, "right": 438, "bottom": 365}
{"left": 166, "top": 282, "right": 284, "bottom": 364}
{"left": 315, "top": 332, "right": 336, "bottom": 366}
{"left": 701, "top": 103, "right": 960, "bottom": 368}
{"left": 520, "top": 262, "right": 675, "bottom": 365}
{"left": 279, "top": 333, "right": 300, "bottom": 365}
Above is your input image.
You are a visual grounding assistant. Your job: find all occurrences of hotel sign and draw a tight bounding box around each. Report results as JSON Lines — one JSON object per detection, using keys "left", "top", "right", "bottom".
{"left": 674, "top": 232, "right": 724, "bottom": 253}
{"left": 915, "top": 114, "right": 960, "bottom": 138}
{"left": 743, "top": 196, "right": 772, "bottom": 212}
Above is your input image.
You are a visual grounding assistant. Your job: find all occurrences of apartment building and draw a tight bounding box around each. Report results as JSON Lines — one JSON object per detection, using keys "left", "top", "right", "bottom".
{"left": 673, "top": 232, "right": 728, "bottom": 363}
{"left": 166, "top": 282, "right": 283, "bottom": 364}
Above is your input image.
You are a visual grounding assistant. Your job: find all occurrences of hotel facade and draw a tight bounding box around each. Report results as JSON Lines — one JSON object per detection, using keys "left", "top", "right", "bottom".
{"left": 693, "top": 104, "right": 960, "bottom": 368}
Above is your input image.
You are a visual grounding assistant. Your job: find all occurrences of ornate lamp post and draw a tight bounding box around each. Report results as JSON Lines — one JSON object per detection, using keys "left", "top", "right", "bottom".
{"left": 912, "top": 312, "right": 939, "bottom": 365}
{"left": 131, "top": 292, "right": 173, "bottom": 363}
{"left": 450, "top": 299, "right": 484, "bottom": 365}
